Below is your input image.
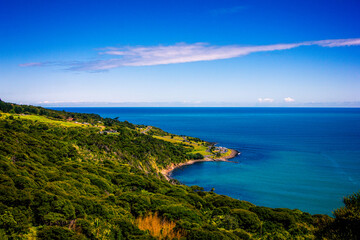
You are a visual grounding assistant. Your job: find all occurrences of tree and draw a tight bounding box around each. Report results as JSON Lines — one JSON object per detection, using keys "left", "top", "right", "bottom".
{"left": 316, "top": 191, "right": 360, "bottom": 239}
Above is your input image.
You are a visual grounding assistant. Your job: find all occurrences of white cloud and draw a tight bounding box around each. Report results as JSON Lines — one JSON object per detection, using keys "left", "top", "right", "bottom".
{"left": 312, "top": 38, "right": 360, "bottom": 47}
{"left": 284, "top": 97, "right": 295, "bottom": 102}
{"left": 19, "top": 38, "right": 360, "bottom": 71}
{"left": 258, "top": 98, "right": 274, "bottom": 103}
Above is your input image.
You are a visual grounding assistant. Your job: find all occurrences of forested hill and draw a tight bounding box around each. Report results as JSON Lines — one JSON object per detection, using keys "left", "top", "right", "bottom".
{"left": 0, "top": 100, "right": 358, "bottom": 239}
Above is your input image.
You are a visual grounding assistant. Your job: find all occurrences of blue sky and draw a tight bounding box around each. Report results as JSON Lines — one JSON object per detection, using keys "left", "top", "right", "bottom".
{"left": 1, "top": 0, "right": 360, "bottom": 107}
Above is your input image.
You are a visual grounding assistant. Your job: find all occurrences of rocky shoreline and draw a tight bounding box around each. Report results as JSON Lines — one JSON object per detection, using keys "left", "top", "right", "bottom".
{"left": 161, "top": 149, "right": 239, "bottom": 181}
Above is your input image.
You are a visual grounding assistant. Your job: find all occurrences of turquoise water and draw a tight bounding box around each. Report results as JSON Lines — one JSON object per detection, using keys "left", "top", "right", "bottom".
{"left": 52, "top": 107, "right": 360, "bottom": 215}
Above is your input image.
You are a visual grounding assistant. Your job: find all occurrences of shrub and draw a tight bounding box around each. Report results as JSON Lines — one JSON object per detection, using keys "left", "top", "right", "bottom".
{"left": 209, "top": 195, "right": 254, "bottom": 210}
{"left": 187, "top": 228, "right": 235, "bottom": 240}
{"left": 158, "top": 204, "right": 201, "bottom": 223}
{"left": 315, "top": 191, "right": 360, "bottom": 239}
{"left": 233, "top": 228, "right": 251, "bottom": 240}
{"left": 76, "top": 219, "right": 95, "bottom": 239}
{"left": 231, "top": 209, "right": 261, "bottom": 232}
{"left": 250, "top": 206, "right": 295, "bottom": 229}
{"left": 136, "top": 212, "right": 185, "bottom": 239}
{"left": 37, "top": 226, "right": 75, "bottom": 240}
{"left": 113, "top": 219, "right": 146, "bottom": 239}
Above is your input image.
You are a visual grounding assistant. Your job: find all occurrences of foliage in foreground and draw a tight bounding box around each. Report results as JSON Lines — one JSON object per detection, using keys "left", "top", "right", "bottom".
{"left": 315, "top": 192, "right": 360, "bottom": 239}
{"left": 0, "top": 100, "right": 358, "bottom": 239}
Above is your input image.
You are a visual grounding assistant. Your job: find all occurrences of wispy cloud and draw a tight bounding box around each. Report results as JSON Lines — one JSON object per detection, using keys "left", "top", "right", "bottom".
{"left": 210, "top": 6, "right": 246, "bottom": 16}
{"left": 18, "top": 62, "right": 44, "bottom": 67}
{"left": 258, "top": 98, "right": 274, "bottom": 103}
{"left": 19, "top": 38, "right": 360, "bottom": 71}
{"left": 313, "top": 38, "right": 360, "bottom": 47}
{"left": 284, "top": 97, "right": 295, "bottom": 102}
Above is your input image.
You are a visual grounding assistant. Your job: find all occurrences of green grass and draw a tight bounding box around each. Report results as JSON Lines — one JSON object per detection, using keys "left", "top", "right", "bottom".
{"left": 221, "top": 149, "right": 235, "bottom": 158}
{"left": 153, "top": 135, "right": 210, "bottom": 157}
{"left": 1, "top": 113, "right": 100, "bottom": 129}
{"left": 151, "top": 135, "right": 233, "bottom": 158}
{"left": 153, "top": 135, "right": 191, "bottom": 145}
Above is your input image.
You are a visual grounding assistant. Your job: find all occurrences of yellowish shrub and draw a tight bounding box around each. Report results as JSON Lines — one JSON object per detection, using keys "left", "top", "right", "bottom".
{"left": 135, "top": 212, "right": 184, "bottom": 239}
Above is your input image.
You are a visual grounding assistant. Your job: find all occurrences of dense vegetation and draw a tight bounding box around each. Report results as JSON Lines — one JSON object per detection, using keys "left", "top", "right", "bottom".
{"left": 0, "top": 100, "right": 359, "bottom": 239}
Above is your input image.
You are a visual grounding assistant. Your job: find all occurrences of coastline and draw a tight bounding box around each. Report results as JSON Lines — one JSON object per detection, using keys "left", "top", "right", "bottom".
{"left": 161, "top": 149, "right": 239, "bottom": 181}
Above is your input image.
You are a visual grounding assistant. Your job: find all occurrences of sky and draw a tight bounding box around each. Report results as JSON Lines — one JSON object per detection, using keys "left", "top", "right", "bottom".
{"left": 1, "top": 0, "right": 360, "bottom": 107}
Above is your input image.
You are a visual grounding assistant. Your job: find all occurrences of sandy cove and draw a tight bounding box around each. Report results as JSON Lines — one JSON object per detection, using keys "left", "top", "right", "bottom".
{"left": 161, "top": 149, "right": 240, "bottom": 181}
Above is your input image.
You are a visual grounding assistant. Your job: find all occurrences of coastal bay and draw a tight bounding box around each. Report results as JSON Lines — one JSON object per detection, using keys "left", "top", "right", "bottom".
{"left": 53, "top": 107, "right": 360, "bottom": 215}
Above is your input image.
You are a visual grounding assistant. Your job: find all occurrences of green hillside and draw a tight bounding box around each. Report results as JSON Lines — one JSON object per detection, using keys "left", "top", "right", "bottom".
{"left": 0, "top": 100, "right": 358, "bottom": 239}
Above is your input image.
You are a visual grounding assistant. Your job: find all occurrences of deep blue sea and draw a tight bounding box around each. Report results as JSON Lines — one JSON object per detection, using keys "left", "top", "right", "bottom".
{"left": 52, "top": 107, "right": 360, "bottom": 215}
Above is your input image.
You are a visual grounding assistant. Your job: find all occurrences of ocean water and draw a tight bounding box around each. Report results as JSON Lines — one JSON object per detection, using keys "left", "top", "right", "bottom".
{"left": 52, "top": 107, "right": 360, "bottom": 215}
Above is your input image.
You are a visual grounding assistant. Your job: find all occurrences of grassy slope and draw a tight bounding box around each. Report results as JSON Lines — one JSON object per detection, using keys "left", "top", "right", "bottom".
{"left": 0, "top": 102, "right": 327, "bottom": 239}
{"left": 143, "top": 127, "right": 228, "bottom": 158}
{"left": 1, "top": 113, "right": 94, "bottom": 128}
{"left": 152, "top": 135, "right": 210, "bottom": 157}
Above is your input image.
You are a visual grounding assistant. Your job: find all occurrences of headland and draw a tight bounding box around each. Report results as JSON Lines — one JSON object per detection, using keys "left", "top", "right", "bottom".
{"left": 161, "top": 148, "right": 239, "bottom": 181}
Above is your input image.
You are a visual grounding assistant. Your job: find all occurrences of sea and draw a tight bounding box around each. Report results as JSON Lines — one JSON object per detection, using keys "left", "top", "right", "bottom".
{"left": 51, "top": 107, "right": 360, "bottom": 215}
